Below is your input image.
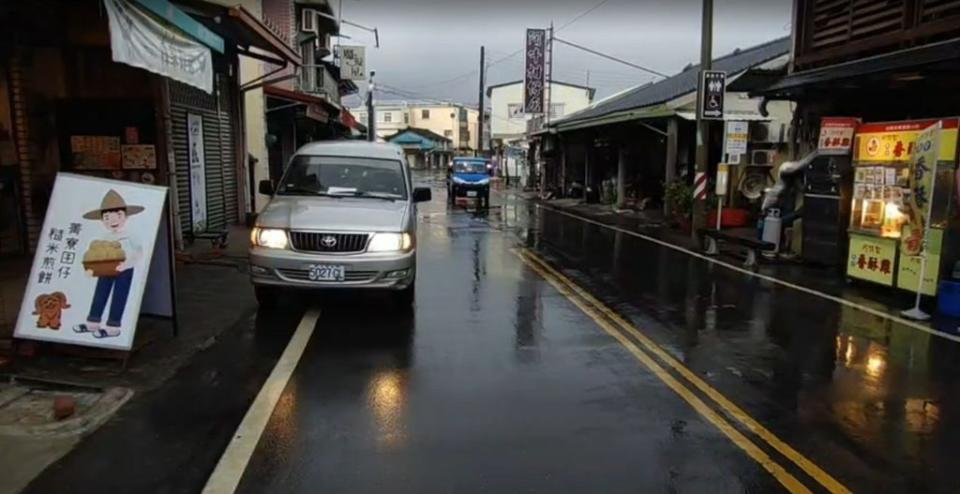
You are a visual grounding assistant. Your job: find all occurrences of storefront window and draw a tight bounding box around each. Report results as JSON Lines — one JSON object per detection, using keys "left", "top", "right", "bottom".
{"left": 849, "top": 164, "right": 909, "bottom": 238}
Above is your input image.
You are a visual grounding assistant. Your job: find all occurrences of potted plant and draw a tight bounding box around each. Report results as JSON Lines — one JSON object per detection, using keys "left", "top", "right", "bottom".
{"left": 664, "top": 179, "right": 693, "bottom": 232}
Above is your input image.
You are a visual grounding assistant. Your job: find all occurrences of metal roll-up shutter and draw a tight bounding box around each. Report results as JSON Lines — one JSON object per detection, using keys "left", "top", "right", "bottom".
{"left": 168, "top": 74, "right": 237, "bottom": 237}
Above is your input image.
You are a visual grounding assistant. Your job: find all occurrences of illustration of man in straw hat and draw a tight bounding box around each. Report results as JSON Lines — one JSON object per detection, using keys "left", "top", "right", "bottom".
{"left": 72, "top": 189, "right": 145, "bottom": 339}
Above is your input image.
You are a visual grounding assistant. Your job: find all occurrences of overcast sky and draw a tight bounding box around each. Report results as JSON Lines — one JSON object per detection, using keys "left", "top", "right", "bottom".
{"left": 338, "top": 0, "right": 793, "bottom": 107}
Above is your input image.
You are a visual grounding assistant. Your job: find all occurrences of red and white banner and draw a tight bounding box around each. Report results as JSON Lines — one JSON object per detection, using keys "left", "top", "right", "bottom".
{"left": 693, "top": 172, "right": 708, "bottom": 200}
{"left": 818, "top": 117, "right": 860, "bottom": 155}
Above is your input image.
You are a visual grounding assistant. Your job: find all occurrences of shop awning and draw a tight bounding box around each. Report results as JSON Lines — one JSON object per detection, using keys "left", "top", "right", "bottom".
{"left": 675, "top": 111, "right": 772, "bottom": 122}
{"left": 174, "top": 0, "right": 302, "bottom": 66}
{"left": 340, "top": 108, "right": 361, "bottom": 130}
{"left": 552, "top": 104, "right": 676, "bottom": 132}
{"left": 264, "top": 86, "right": 340, "bottom": 123}
{"left": 756, "top": 37, "right": 960, "bottom": 98}
{"left": 133, "top": 0, "right": 224, "bottom": 53}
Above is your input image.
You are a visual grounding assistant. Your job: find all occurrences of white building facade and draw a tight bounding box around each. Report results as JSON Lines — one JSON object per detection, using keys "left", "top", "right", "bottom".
{"left": 487, "top": 80, "right": 595, "bottom": 143}
{"left": 487, "top": 80, "right": 594, "bottom": 184}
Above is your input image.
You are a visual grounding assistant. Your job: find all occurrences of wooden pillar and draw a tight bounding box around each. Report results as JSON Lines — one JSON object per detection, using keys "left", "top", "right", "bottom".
{"left": 616, "top": 145, "right": 627, "bottom": 209}
{"left": 539, "top": 153, "right": 547, "bottom": 194}
{"left": 583, "top": 143, "right": 590, "bottom": 200}
{"left": 158, "top": 79, "right": 185, "bottom": 250}
{"left": 559, "top": 140, "right": 567, "bottom": 197}
{"left": 663, "top": 117, "right": 678, "bottom": 215}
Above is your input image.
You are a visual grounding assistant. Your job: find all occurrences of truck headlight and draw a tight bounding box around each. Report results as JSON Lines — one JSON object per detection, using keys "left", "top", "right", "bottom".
{"left": 452, "top": 176, "right": 466, "bottom": 185}
{"left": 367, "top": 232, "right": 413, "bottom": 252}
{"left": 251, "top": 227, "right": 288, "bottom": 249}
{"left": 475, "top": 178, "right": 490, "bottom": 185}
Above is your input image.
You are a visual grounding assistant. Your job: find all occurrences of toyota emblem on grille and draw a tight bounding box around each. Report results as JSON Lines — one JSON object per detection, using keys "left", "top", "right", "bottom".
{"left": 320, "top": 235, "right": 337, "bottom": 247}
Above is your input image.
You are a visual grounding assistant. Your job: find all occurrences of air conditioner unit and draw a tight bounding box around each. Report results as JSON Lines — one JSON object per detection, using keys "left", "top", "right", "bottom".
{"left": 300, "top": 8, "right": 317, "bottom": 34}
{"left": 319, "top": 33, "right": 332, "bottom": 54}
{"left": 750, "top": 121, "right": 785, "bottom": 143}
{"left": 750, "top": 149, "right": 777, "bottom": 166}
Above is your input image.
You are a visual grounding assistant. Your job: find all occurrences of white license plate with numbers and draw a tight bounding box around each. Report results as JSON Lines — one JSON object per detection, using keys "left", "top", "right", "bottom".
{"left": 308, "top": 264, "right": 345, "bottom": 281}
{"left": 466, "top": 190, "right": 478, "bottom": 197}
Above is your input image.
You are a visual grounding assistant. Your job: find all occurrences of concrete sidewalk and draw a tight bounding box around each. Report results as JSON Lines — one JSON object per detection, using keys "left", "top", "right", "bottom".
{"left": 0, "top": 225, "right": 257, "bottom": 493}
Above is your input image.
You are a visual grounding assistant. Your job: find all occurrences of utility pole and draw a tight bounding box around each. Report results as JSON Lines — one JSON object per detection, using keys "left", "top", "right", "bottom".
{"left": 545, "top": 22, "right": 554, "bottom": 126}
{"left": 542, "top": 22, "right": 554, "bottom": 194}
{"left": 366, "top": 70, "right": 376, "bottom": 142}
{"left": 477, "top": 45, "right": 485, "bottom": 157}
{"left": 692, "top": 0, "right": 713, "bottom": 238}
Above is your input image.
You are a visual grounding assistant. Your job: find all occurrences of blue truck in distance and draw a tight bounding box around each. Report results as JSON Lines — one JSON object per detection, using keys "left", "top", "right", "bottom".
{"left": 447, "top": 157, "right": 492, "bottom": 207}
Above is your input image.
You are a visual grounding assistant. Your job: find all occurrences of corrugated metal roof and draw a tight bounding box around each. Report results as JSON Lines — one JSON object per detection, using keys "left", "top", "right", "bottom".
{"left": 553, "top": 37, "right": 791, "bottom": 128}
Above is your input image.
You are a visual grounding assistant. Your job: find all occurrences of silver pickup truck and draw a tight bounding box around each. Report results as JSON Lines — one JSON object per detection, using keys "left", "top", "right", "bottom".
{"left": 249, "top": 141, "right": 431, "bottom": 307}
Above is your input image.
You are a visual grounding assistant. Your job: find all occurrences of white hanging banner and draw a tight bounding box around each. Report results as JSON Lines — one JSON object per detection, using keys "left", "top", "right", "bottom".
{"left": 103, "top": 0, "right": 214, "bottom": 94}
{"left": 14, "top": 174, "right": 169, "bottom": 351}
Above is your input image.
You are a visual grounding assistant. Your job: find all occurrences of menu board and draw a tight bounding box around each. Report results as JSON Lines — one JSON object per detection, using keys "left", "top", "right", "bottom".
{"left": 70, "top": 135, "right": 122, "bottom": 170}
{"left": 121, "top": 144, "right": 157, "bottom": 170}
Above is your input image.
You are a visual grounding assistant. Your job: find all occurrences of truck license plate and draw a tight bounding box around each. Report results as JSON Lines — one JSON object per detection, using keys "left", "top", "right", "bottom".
{"left": 466, "top": 190, "right": 478, "bottom": 197}
{"left": 308, "top": 264, "right": 345, "bottom": 281}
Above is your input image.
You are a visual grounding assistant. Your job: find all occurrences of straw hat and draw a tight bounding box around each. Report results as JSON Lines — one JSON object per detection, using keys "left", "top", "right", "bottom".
{"left": 82, "top": 189, "right": 145, "bottom": 219}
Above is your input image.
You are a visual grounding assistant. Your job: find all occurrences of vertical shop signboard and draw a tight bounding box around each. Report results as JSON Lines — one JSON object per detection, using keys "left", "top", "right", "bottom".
{"left": 337, "top": 46, "right": 366, "bottom": 81}
{"left": 523, "top": 28, "right": 546, "bottom": 114}
{"left": 14, "top": 174, "right": 169, "bottom": 351}
{"left": 847, "top": 234, "right": 897, "bottom": 286}
{"left": 187, "top": 113, "right": 206, "bottom": 233}
{"left": 900, "top": 122, "right": 942, "bottom": 256}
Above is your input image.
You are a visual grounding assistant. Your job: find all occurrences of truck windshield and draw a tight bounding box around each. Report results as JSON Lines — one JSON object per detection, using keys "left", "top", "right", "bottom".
{"left": 278, "top": 156, "right": 407, "bottom": 200}
{"left": 454, "top": 161, "right": 488, "bottom": 174}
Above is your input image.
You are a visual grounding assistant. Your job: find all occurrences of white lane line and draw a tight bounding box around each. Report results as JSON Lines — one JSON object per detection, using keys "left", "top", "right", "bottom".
{"left": 523, "top": 199, "right": 960, "bottom": 345}
{"left": 202, "top": 307, "right": 321, "bottom": 494}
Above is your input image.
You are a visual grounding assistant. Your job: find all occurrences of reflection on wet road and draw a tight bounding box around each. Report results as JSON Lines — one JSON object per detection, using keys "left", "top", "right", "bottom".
{"left": 231, "top": 172, "right": 960, "bottom": 493}
{"left": 526, "top": 198, "right": 960, "bottom": 492}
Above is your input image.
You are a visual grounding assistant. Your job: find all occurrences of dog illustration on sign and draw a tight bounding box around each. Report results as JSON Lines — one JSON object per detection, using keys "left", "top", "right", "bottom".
{"left": 72, "top": 189, "right": 145, "bottom": 339}
{"left": 33, "top": 292, "right": 70, "bottom": 330}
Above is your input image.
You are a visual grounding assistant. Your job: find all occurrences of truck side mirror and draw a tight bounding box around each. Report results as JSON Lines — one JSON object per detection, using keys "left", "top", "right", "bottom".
{"left": 258, "top": 180, "right": 274, "bottom": 195}
{"left": 413, "top": 187, "right": 432, "bottom": 202}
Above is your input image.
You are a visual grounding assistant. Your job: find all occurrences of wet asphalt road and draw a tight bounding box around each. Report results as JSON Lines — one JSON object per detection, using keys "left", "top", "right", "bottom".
{"left": 235, "top": 177, "right": 782, "bottom": 493}
{"left": 26, "top": 171, "right": 960, "bottom": 493}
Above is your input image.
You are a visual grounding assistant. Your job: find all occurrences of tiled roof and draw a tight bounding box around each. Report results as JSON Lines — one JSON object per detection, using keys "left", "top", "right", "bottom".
{"left": 553, "top": 37, "right": 790, "bottom": 127}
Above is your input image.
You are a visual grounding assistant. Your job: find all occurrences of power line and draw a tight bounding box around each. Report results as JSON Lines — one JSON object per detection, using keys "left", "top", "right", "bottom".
{"left": 553, "top": 36, "right": 669, "bottom": 78}
{"left": 408, "top": 0, "right": 612, "bottom": 92}
{"left": 556, "top": 0, "right": 612, "bottom": 30}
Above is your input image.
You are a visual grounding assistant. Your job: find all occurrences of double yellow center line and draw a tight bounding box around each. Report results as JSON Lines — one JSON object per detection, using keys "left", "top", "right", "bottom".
{"left": 514, "top": 248, "right": 850, "bottom": 494}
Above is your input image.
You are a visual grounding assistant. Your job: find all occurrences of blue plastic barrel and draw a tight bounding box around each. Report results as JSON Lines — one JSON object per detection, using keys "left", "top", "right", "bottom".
{"left": 937, "top": 280, "right": 960, "bottom": 317}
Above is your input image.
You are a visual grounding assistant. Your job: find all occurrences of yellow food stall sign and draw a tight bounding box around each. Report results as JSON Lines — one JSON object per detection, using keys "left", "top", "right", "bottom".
{"left": 854, "top": 119, "right": 958, "bottom": 164}
{"left": 847, "top": 234, "right": 896, "bottom": 286}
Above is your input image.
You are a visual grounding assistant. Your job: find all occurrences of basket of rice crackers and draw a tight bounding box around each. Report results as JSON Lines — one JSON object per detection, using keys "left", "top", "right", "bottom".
{"left": 83, "top": 240, "right": 126, "bottom": 277}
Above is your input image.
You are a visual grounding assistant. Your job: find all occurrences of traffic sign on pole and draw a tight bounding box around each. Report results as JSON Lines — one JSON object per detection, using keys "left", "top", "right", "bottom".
{"left": 699, "top": 70, "right": 726, "bottom": 120}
